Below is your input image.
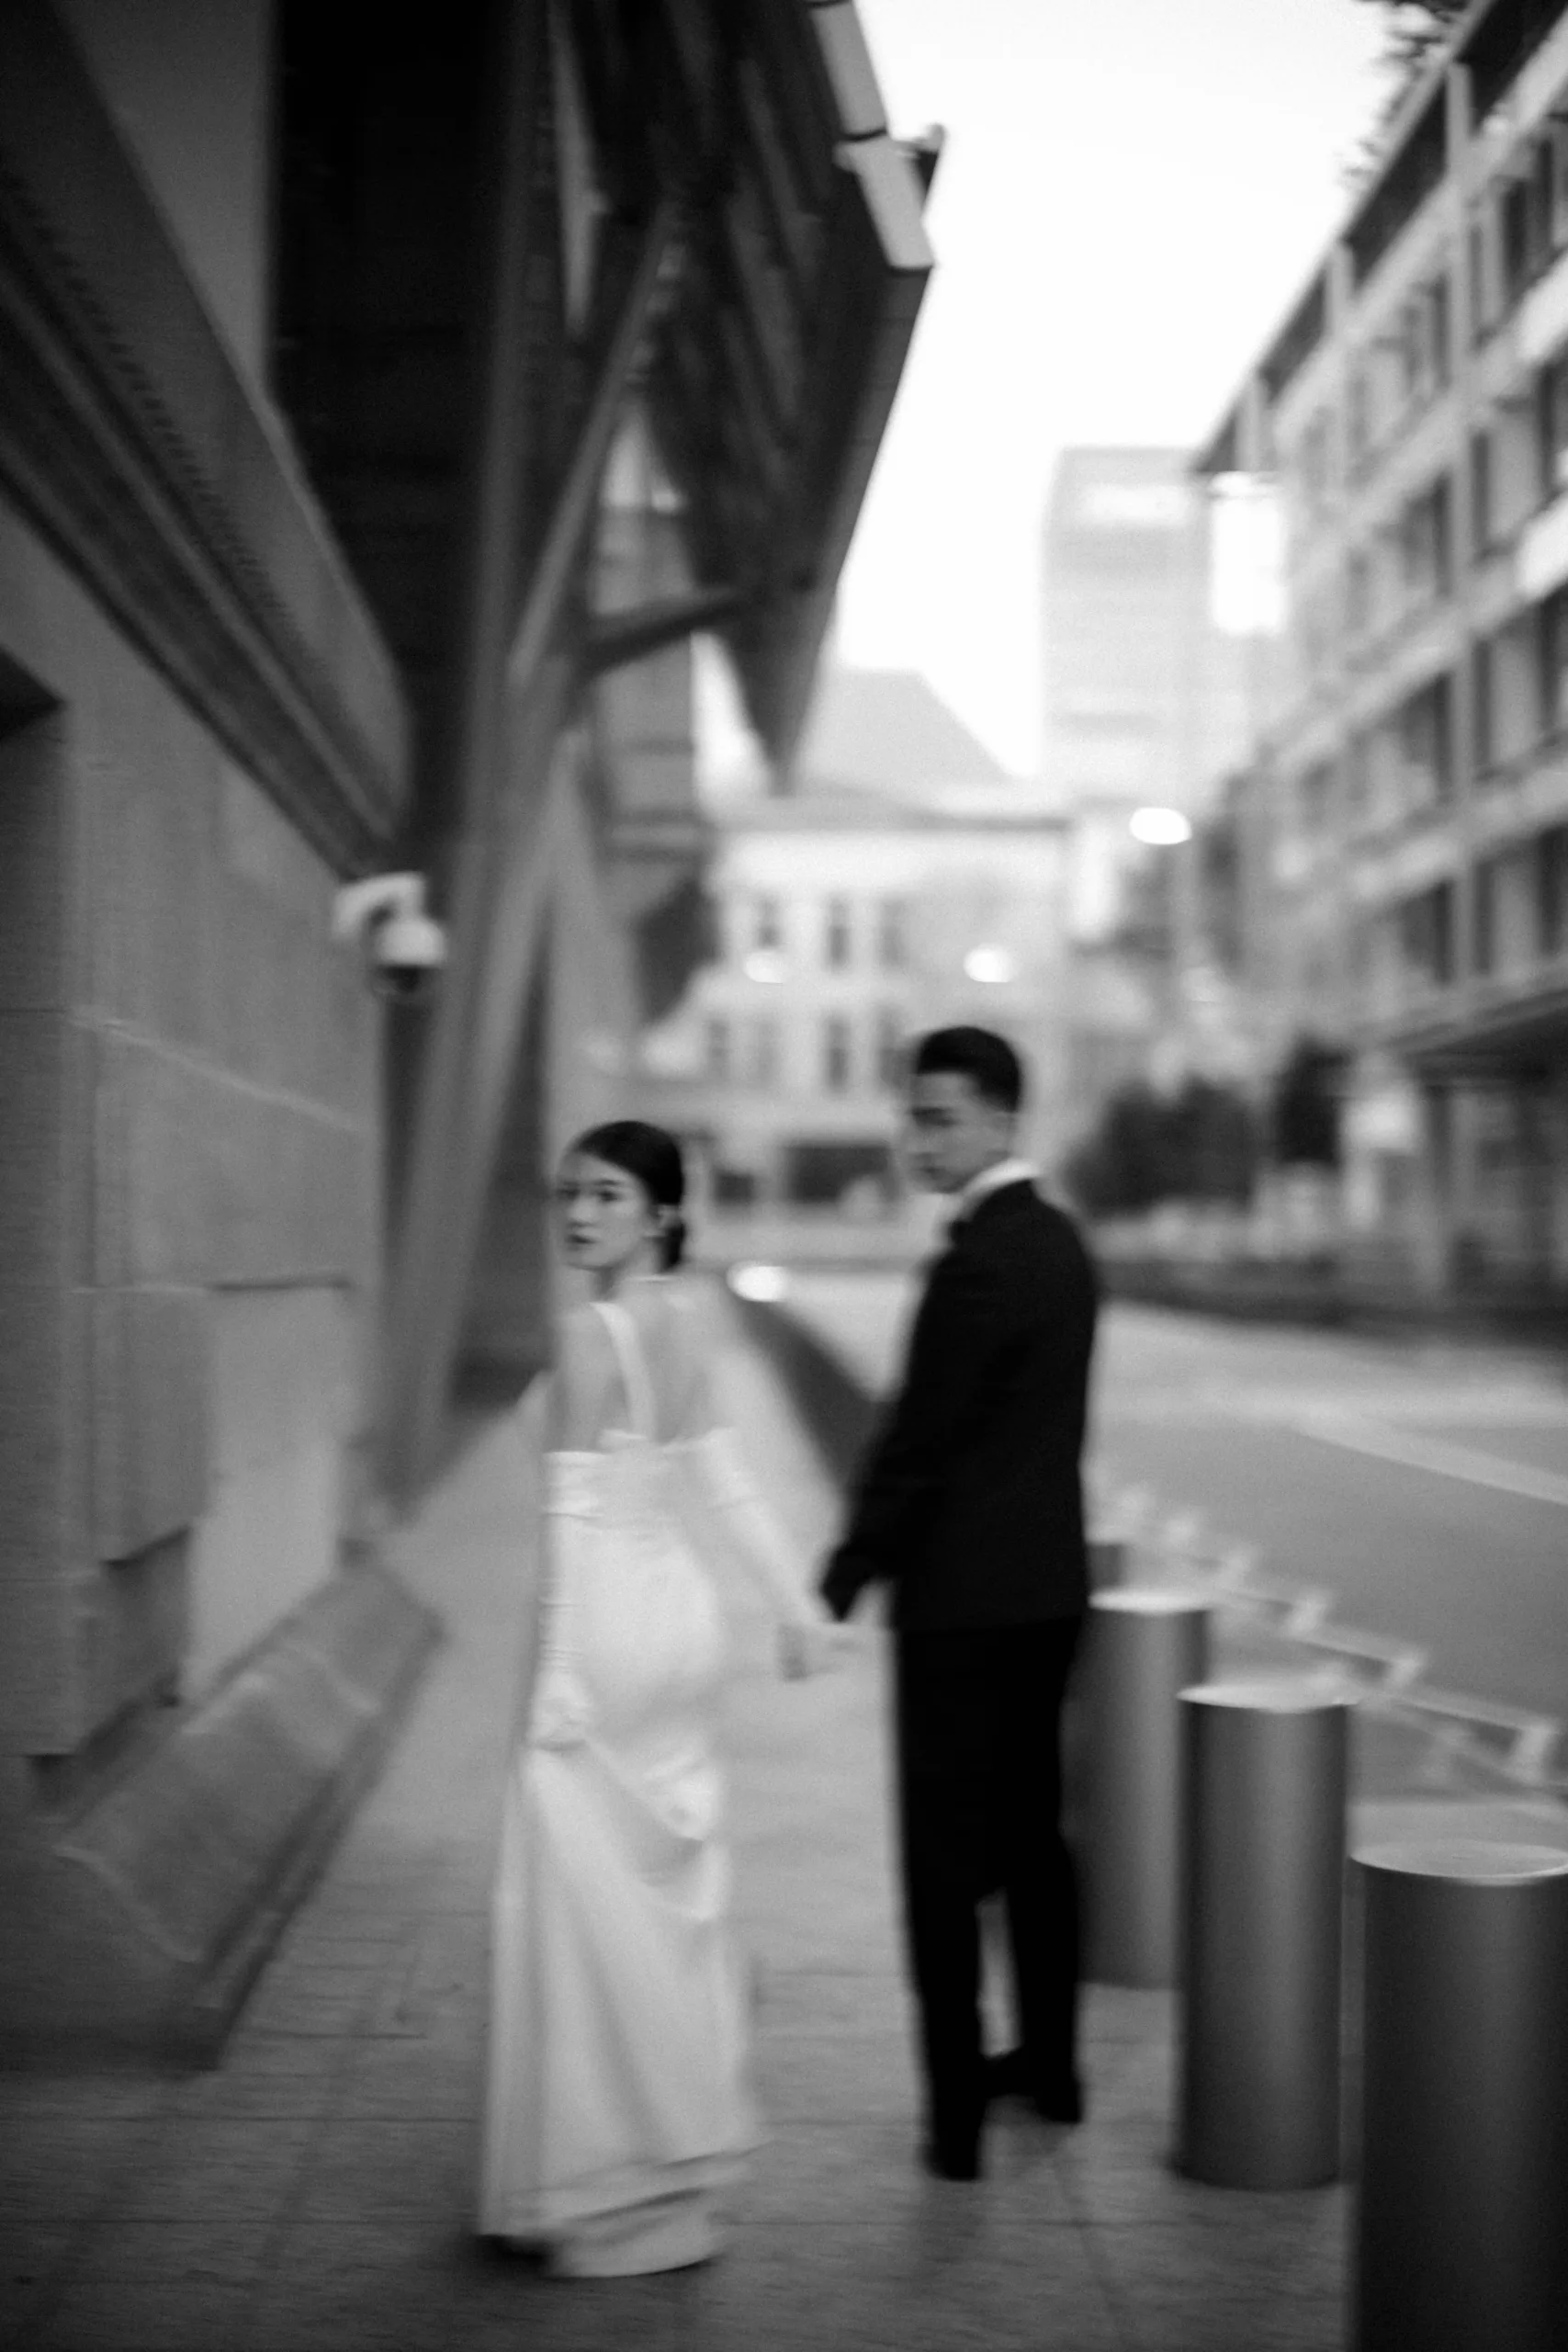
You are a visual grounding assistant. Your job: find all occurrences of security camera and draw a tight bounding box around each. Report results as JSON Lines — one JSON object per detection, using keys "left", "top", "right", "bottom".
{"left": 332, "top": 874, "right": 447, "bottom": 1003}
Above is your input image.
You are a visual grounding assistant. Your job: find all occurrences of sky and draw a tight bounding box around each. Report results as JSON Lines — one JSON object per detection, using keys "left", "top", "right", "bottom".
{"left": 823, "top": 0, "right": 1393, "bottom": 778}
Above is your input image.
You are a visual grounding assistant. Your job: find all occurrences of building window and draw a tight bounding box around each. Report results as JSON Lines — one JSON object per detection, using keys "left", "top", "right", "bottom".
{"left": 1553, "top": 120, "right": 1568, "bottom": 246}
{"left": 1530, "top": 132, "right": 1557, "bottom": 268}
{"left": 1472, "top": 637, "right": 1495, "bottom": 775}
{"left": 1400, "top": 474, "right": 1451, "bottom": 603}
{"left": 750, "top": 1015, "right": 779, "bottom": 1090}
{"left": 1537, "top": 822, "right": 1568, "bottom": 957}
{"left": 1299, "top": 587, "right": 1330, "bottom": 682}
{"left": 1536, "top": 587, "right": 1568, "bottom": 734}
{"left": 1397, "top": 672, "right": 1453, "bottom": 806}
{"left": 824, "top": 896, "right": 852, "bottom": 969}
{"left": 1429, "top": 270, "right": 1451, "bottom": 390}
{"left": 1501, "top": 130, "right": 1568, "bottom": 317}
{"left": 1479, "top": 614, "right": 1539, "bottom": 768}
{"left": 1538, "top": 345, "right": 1568, "bottom": 501}
{"left": 1470, "top": 428, "right": 1494, "bottom": 555}
{"left": 822, "top": 1015, "right": 852, "bottom": 1093}
{"left": 1398, "top": 273, "right": 1450, "bottom": 405}
{"left": 1399, "top": 881, "right": 1455, "bottom": 989}
{"left": 877, "top": 897, "right": 908, "bottom": 969}
{"left": 1472, "top": 856, "right": 1497, "bottom": 977}
{"left": 1296, "top": 412, "right": 1332, "bottom": 513}
{"left": 874, "top": 1007, "right": 904, "bottom": 1089}
{"left": 1469, "top": 219, "right": 1495, "bottom": 344}
{"left": 753, "top": 895, "right": 782, "bottom": 952}
{"left": 704, "top": 1015, "right": 730, "bottom": 1082}
{"left": 1299, "top": 760, "right": 1336, "bottom": 833}
{"left": 1502, "top": 172, "right": 1534, "bottom": 307}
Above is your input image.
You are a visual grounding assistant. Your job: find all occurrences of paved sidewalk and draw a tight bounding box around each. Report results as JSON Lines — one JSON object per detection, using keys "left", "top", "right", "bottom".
{"left": 3, "top": 1283, "right": 1565, "bottom": 2352}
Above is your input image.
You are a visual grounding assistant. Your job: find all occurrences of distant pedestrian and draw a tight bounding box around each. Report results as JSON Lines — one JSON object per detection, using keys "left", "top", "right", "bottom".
{"left": 479, "top": 1119, "right": 835, "bottom": 2271}
{"left": 820, "top": 1028, "right": 1099, "bottom": 2180}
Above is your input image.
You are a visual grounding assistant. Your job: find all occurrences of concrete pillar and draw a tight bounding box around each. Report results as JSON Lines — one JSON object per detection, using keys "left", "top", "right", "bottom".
{"left": 1353, "top": 1840, "right": 1568, "bottom": 2352}
{"left": 1085, "top": 1534, "right": 1128, "bottom": 1590}
{"left": 1081, "top": 1589, "right": 1211, "bottom": 1988}
{"left": 1178, "top": 1679, "right": 1352, "bottom": 2188}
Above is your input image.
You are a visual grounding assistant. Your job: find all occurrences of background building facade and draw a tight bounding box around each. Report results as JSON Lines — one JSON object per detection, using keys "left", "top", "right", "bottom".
{"left": 1042, "top": 447, "right": 1266, "bottom": 1138}
{"left": 641, "top": 784, "right": 1070, "bottom": 1234}
{"left": 1203, "top": 0, "right": 1568, "bottom": 1298}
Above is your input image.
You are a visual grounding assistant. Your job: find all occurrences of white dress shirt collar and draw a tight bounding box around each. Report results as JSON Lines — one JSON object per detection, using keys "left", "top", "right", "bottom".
{"left": 948, "top": 1157, "right": 1039, "bottom": 1231}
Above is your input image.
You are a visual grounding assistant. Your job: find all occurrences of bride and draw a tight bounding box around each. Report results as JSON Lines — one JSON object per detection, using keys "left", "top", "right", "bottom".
{"left": 479, "top": 1118, "right": 833, "bottom": 2275}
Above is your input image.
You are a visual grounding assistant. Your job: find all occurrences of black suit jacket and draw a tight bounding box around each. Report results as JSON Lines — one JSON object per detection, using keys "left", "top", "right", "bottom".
{"left": 820, "top": 1182, "right": 1099, "bottom": 1631}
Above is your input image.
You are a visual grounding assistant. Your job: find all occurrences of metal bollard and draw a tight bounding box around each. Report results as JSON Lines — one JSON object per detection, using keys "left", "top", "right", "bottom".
{"left": 1353, "top": 1840, "right": 1568, "bottom": 2352}
{"left": 1081, "top": 1589, "right": 1211, "bottom": 1988}
{"left": 1177, "top": 1678, "right": 1353, "bottom": 2188}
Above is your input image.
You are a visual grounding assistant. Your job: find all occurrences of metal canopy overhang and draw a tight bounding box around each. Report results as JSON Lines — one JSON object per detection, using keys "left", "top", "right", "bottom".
{"left": 573, "top": 0, "right": 935, "bottom": 780}
{"left": 718, "top": 128, "right": 934, "bottom": 779}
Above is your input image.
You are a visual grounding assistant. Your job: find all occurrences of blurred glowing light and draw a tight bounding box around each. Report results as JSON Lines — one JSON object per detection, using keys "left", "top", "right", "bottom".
{"left": 963, "top": 945, "right": 1015, "bottom": 984}
{"left": 728, "top": 1262, "right": 789, "bottom": 1304}
{"left": 1129, "top": 806, "right": 1191, "bottom": 846}
{"left": 742, "top": 949, "right": 788, "bottom": 983}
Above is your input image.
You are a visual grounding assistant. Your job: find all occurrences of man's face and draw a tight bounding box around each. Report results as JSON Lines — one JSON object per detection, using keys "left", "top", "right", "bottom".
{"left": 903, "top": 1070, "right": 1015, "bottom": 1195}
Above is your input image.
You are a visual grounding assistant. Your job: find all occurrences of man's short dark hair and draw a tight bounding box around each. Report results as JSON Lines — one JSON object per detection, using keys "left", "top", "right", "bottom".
{"left": 910, "top": 1026, "right": 1024, "bottom": 1113}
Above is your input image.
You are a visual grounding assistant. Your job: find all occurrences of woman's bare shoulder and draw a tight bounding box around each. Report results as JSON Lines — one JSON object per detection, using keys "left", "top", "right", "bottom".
{"left": 548, "top": 1305, "right": 615, "bottom": 1448}
{"left": 642, "top": 1282, "right": 716, "bottom": 1434}
{"left": 558, "top": 1297, "right": 607, "bottom": 1336}
{"left": 623, "top": 1278, "right": 701, "bottom": 1351}
{"left": 552, "top": 1305, "right": 619, "bottom": 1400}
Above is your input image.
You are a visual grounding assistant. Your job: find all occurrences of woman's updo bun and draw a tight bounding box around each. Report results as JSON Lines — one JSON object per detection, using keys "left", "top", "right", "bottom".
{"left": 567, "top": 1119, "right": 688, "bottom": 1270}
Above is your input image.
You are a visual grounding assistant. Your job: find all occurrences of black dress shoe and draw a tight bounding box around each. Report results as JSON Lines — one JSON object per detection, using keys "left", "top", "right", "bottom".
{"left": 920, "top": 2133, "right": 982, "bottom": 2182}
{"left": 985, "top": 2049, "right": 1085, "bottom": 2125}
{"left": 1032, "top": 2074, "right": 1084, "bottom": 2126}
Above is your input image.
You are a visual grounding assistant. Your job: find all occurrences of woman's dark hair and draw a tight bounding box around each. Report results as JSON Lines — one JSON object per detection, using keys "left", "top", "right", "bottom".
{"left": 910, "top": 1025, "right": 1024, "bottom": 1114}
{"left": 566, "top": 1119, "right": 688, "bottom": 1269}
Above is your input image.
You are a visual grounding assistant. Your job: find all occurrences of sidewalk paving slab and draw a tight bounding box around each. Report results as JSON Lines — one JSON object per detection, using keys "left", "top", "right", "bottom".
{"left": 3, "top": 1279, "right": 1562, "bottom": 2352}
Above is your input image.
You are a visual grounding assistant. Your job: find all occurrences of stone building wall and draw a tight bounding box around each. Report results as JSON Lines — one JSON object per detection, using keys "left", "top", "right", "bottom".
{"left": 0, "top": 513, "right": 384, "bottom": 1758}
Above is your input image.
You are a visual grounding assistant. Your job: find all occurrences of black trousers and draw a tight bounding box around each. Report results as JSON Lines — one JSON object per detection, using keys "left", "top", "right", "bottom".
{"left": 894, "top": 1617, "right": 1083, "bottom": 2142}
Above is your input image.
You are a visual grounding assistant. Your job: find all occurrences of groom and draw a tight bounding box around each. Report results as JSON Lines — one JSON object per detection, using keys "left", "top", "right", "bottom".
{"left": 819, "top": 1025, "right": 1099, "bottom": 2181}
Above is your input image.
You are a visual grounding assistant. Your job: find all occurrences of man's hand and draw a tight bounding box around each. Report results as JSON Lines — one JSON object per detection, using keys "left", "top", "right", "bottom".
{"left": 818, "top": 1545, "right": 864, "bottom": 1624}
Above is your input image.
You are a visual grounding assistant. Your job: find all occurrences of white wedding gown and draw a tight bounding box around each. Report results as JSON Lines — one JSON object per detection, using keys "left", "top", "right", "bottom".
{"left": 479, "top": 1293, "right": 808, "bottom": 2274}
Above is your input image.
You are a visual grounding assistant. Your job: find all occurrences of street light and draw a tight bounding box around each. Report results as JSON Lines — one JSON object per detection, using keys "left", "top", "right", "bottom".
{"left": 1129, "top": 806, "right": 1192, "bottom": 846}
{"left": 963, "top": 944, "right": 1015, "bottom": 984}
{"left": 728, "top": 1263, "right": 789, "bottom": 1303}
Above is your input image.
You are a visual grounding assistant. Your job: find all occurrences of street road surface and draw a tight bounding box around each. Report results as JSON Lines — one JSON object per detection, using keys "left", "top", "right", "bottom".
{"left": 779, "top": 1275, "right": 1568, "bottom": 1728}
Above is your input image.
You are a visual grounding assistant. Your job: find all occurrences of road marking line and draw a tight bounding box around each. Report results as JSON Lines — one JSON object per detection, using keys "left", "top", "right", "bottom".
{"left": 1281, "top": 1413, "right": 1568, "bottom": 1510}
{"left": 1100, "top": 1464, "right": 1567, "bottom": 1789}
{"left": 1218, "top": 1385, "right": 1568, "bottom": 1428}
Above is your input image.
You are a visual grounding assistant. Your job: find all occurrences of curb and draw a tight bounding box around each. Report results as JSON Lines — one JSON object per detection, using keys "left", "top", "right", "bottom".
{"left": 0, "top": 1558, "right": 441, "bottom": 2065}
